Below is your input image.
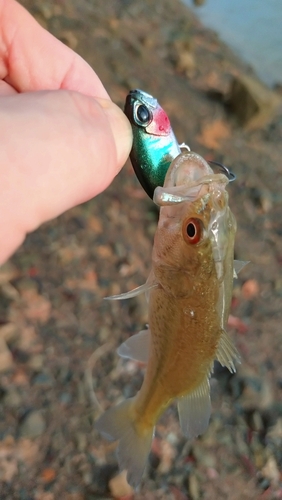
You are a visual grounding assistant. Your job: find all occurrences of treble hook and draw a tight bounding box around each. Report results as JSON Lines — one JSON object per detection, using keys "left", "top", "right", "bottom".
{"left": 208, "top": 161, "right": 236, "bottom": 182}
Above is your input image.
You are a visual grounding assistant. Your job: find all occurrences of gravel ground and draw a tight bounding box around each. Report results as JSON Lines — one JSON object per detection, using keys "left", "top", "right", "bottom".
{"left": 0, "top": 1, "right": 281, "bottom": 498}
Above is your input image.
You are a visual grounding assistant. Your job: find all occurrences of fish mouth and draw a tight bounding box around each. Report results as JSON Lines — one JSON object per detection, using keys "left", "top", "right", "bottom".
{"left": 128, "top": 89, "right": 158, "bottom": 109}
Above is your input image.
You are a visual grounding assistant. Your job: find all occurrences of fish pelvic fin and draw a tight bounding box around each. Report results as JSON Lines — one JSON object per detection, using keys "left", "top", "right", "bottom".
{"left": 177, "top": 377, "right": 211, "bottom": 439}
{"left": 95, "top": 397, "right": 153, "bottom": 488}
{"left": 233, "top": 260, "right": 250, "bottom": 278}
{"left": 216, "top": 329, "right": 241, "bottom": 373}
{"left": 117, "top": 328, "right": 151, "bottom": 363}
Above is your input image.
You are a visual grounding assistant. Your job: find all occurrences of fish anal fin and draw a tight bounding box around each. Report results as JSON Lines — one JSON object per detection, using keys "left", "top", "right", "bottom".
{"left": 216, "top": 329, "right": 240, "bottom": 373}
{"left": 233, "top": 260, "right": 250, "bottom": 278}
{"left": 95, "top": 397, "right": 153, "bottom": 488}
{"left": 177, "top": 377, "right": 211, "bottom": 439}
{"left": 117, "top": 329, "right": 150, "bottom": 363}
{"left": 104, "top": 282, "right": 157, "bottom": 301}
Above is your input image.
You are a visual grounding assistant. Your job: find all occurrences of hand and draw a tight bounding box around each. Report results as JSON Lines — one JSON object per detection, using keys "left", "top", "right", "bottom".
{"left": 0, "top": 0, "right": 132, "bottom": 264}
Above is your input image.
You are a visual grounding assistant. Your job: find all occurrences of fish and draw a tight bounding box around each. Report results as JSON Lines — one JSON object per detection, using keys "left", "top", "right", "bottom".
{"left": 96, "top": 150, "right": 246, "bottom": 488}
{"left": 124, "top": 89, "right": 181, "bottom": 199}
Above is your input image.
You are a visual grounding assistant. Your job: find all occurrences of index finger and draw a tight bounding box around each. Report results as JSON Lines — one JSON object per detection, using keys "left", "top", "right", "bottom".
{"left": 0, "top": 0, "right": 109, "bottom": 98}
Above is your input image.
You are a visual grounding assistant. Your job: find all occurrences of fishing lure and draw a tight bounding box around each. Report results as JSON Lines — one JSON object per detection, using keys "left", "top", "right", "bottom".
{"left": 96, "top": 150, "right": 245, "bottom": 487}
{"left": 124, "top": 89, "right": 181, "bottom": 199}
{"left": 124, "top": 89, "right": 235, "bottom": 199}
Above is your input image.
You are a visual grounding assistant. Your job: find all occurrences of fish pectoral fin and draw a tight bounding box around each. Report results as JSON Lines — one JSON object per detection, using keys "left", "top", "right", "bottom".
{"left": 95, "top": 397, "right": 153, "bottom": 488}
{"left": 117, "top": 328, "right": 151, "bottom": 363}
{"left": 216, "top": 329, "right": 241, "bottom": 373}
{"left": 177, "top": 377, "right": 211, "bottom": 439}
{"left": 104, "top": 282, "right": 158, "bottom": 301}
{"left": 145, "top": 269, "right": 157, "bottom": 303}
{"left": 233, "top": 260, "right": 250, "bottom": 278}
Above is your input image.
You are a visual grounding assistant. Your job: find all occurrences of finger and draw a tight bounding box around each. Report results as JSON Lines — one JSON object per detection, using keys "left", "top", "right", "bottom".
{"left": 0, "top": 90, "right": 132, "bottom": 264}
{"left": 0, "top": 80, "right": 17, "bottom": 95}
{"left": 0, "top": 0, "right": 109, "bottom": 97}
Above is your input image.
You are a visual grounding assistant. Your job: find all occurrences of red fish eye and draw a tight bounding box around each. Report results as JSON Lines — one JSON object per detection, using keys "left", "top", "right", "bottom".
{"left": 182, "top": 218, "right": 202, "bottom": 244}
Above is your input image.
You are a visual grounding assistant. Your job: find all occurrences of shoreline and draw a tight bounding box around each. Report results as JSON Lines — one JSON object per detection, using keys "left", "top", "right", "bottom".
{"left": 182, "top": 0, "right": 282, "bottom": 88}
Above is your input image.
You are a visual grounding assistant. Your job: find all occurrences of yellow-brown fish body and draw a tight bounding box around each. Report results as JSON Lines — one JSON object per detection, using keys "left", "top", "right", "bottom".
{"left": 96, "top": 152, "right": 239, "bottom": 487}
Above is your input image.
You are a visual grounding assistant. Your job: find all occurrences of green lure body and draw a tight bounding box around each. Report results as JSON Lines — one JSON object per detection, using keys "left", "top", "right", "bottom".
{"left": 124, "top": 90, "right": 181, "bottom": 199}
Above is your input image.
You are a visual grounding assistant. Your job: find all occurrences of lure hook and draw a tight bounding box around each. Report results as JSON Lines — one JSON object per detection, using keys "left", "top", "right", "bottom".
{"left": 208, "top": 161, "right": 236, "bottom": 182}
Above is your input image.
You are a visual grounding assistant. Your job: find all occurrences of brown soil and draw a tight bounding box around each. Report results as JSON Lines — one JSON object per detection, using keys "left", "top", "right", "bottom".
{"left": 0, "top": 1, "right": 281, "bottom": 499}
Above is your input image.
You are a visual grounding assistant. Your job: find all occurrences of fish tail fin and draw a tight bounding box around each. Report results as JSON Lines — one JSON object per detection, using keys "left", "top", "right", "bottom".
{"left": 95, "top": 397, "right": 153, "bottom": 488}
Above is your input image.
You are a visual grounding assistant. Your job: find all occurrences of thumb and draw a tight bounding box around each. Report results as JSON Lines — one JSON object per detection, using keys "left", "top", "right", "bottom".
{"left": 0, "top": 90, "right": 132, "bottom": 264}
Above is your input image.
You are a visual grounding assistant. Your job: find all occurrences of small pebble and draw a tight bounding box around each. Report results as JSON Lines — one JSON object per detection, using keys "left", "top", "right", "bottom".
{"left": 28, "top": 354, "right": 44, "bottom": 371}
{"left": 4, "top": 388, "right": 23, "bottom": 408}
{"left": 188, "top": 473, "right": 200, "bottom": 500}
{"left": 261, "top": 456, "right": 280, "bottom": 485}
{"left": 242, "top": 279, "right": 260, "bottom": 299}
{"left": 19, "top": 411, "right": 46, "bottom": 438}
{"left": 0, "top": 341, "right": 14, "bottom": 372}
{"left": 32, "top": 372, "right": 53, "bottom": 386}
{"left": 109, "top": 470, "right": 133, "bottom": 498}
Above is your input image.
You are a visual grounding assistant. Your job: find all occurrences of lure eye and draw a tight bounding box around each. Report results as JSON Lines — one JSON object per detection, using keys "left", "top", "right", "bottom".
{"left": 182, "top": 218, "right": 203, "bottom": 245}
{"left": 135, "top": 104, "right": 151, "bottom": 126}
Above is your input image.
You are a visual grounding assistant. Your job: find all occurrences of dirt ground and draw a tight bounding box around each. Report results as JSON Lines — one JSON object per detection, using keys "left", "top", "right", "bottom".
{"left": 0, "top": 0, "right": 282, "bottom": 499}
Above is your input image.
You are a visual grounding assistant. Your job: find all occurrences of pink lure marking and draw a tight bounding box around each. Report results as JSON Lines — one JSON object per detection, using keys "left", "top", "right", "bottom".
{"left": 146, "top": 106, "right": 171, "bottom": 136}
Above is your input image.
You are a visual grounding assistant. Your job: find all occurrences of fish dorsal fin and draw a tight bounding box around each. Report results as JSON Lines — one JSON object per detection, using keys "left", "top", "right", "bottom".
{"left": 216, "top": 329, "right": 240, "bottom": 373}
{"left": 177, "top": 377, "right": 211, "bottom": 439}
{"left": 104, "top": 282, "right": 157, "bottom": 301}
{"left": 117, "top": 329, "right": 150, "bottom": 363}
{"left": 233, "top": 260, "right": 249, "bottom": 278}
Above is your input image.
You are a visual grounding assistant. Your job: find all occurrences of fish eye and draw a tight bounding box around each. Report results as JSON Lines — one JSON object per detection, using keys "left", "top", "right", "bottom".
{"left": 182, "top": 218, "right": 203, "bottom": 245}
{"left": 135, "top": 104, "right": 151, "bottom": 126}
